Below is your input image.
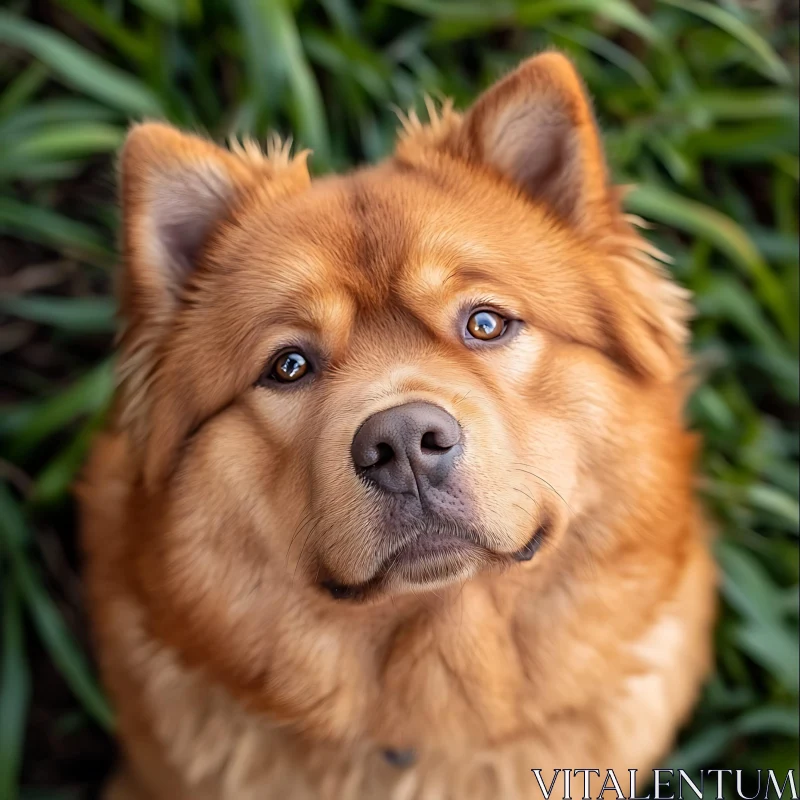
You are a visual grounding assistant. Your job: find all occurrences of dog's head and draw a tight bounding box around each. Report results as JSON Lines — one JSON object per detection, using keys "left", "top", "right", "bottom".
{"left": 116, "top": 54, "right": 690, "bottom": 618}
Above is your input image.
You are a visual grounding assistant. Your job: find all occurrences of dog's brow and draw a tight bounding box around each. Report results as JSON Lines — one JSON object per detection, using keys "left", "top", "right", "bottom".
{"left": 305, "top": 289, "right": 356, "bottom": 335}
{"left": 447, "top": 265, "right": 505, "bottom": 288}
{"left": 411, "top": 235, "right": 510, "bottom": 288}
{"left": 413, "top": 261, "right": 510, "bottom": 294}
{"left": 251, "top": 281, "right": 356, "bottom": 349}
{"left": 417, "top": 235, "right": 496, "bottom": 263}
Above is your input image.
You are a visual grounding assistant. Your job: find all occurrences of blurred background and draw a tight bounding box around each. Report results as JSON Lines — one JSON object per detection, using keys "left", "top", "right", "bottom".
{"left": 0, "top": 0, "right": 797, "bottom": 797}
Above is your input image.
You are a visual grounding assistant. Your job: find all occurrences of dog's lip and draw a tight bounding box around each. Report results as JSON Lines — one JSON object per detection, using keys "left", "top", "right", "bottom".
{"left": 388, "top": 534, "right": 480, "bottom": 564}
{"left": 512, "top": 525, "right": 547, "bottom": 561}
{"left": 322, "top": 523, "right": 548, "bottom": 601}
{"left": 379, "top": 535, "right": 488, "bottom": 586}
{"left": 322, "top": 535, "right": 488, "bottom": 601}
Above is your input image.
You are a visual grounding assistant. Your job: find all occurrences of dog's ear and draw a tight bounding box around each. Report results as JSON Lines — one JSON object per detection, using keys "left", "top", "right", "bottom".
{"left": 454, "top": 52, "right": 609, "bottom": 229}
{"left": 396, "top": 54, "right": 690, "bottom": 382}
{"left": 116, "top": 123, "right": 309, "bottom": 480}
{"left": 119, "top": 123, "right": 263, "bottom": 335}
{"left": 451, "top": 55, "right": 691, "bottom": 380}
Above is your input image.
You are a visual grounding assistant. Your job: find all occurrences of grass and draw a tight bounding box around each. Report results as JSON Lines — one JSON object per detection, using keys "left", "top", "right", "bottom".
{"left": 0, "top": 0, "right": 798, "bottom": 796}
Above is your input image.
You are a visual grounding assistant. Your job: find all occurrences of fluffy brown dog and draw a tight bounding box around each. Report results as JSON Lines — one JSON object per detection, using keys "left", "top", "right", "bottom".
{"left": 79, "top": 52, "right": 716, "bottom": 799}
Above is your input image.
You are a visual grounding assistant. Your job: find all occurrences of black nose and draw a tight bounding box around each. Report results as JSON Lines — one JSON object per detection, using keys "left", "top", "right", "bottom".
{"left": 351, "top": 402, "right": 462, "bottom": 495}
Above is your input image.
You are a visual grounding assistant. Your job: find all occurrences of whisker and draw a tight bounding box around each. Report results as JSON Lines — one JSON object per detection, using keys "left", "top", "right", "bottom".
{"left": 381, "top": 547, "right": 405, "bottom": 587}
{"left": 514, "top": 485, "right": 539, "bottom": 508}
{"left": 291, "top": 517, "right": 322, "bottom": 590}
{"left": 512, "top": 502, "right": 535, "bottom": 523}
{"left": 512, "top": 465, "right": 572, "bottom": 514}
{"left": 573, "top": 525, "right": 600, "bottom": 586}
{"left": 284, "top": 508, "right": 314, "bottom": 570}
{"left": 452, "top": 389, "right": 472, "bottom": 406}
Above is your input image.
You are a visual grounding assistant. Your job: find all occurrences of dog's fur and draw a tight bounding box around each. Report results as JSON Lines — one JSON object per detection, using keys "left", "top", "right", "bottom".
{"left": 79, "top": 53, "right": 716, "bottom": 799}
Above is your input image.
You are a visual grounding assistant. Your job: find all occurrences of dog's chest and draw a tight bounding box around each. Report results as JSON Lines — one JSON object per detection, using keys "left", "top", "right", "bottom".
{"left": 134, "top": 614, "right": 538, "bottom": 799}
{"left": 367, "top": 592, "right": 534, "bottom": 752}
{"left": 111, "top": 548, "right": 714, "bottom": 800}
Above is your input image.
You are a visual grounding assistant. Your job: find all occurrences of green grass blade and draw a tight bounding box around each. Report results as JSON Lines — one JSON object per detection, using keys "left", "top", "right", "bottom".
{"left": 717, "top": 542, "right": 800, "bottom": 691}
{"left": 383, "top": 0, "right": 514, "bottom": 22}
{"left": 303, "top": 30, "right": 391, "bottom": 101}
{"left": 717, "top": 541, "right": 786, "bottom": 630}
{"left": 735, "top": 621, "right": 800, "bottom": 692}
{"left": 29, "top": 408, "right": 107, "bottom": 507}
{"left": 685, "top": 120, "right": 798, "bottom": 163}
{"left": 519, "top": 0, "right": 664, "bottom": 46}
{"left": 0, "top": 199, "right": 114, "bottom": 265}
{"left": 746, "top": 484, "right": 800, "bottom": 533}
{"left": 231, "top": 0, "right": 287, "bottom": 121}
{"left": 391, "top": 0, "right": 665, "bottom": 46}
{"left": 54, "top": 0, "right": 151, "bottom": 63}
{"left": 232, "top": 0, "right": 331, "bottom": 169}
{"left": 318, "top": 0, "right": 359, "bottom": 35}
{"left": 734, "top": 706, "right": 800, "bottom": 738}
{"left": 626, "top": 184, "right": 797, "bottom": 346}
{"left": 5, "top": 122, "right": 125, "bottom": 162}
{"left": 130, "top": 0, "right": 184, "bottom": 23}
{"left": 0, "top": 580, "right": 30, "bottom": 800}
{"left": 658, "top": 0, "right": 791, "bottom": 85}
{"left": 673, "top": 89, "right": 799, "bottom": 122}
{"left": 0, "top": 11, "right": 163, "bottom": 117}
{"left": 667, "top": 724, "right": 735, "bottom": 772}
{"left": 0, "top": 100, "right": 120, "bottom": 142}
{"left": 0, "top": 62, "right": 49, "bottom": 119}
{"left": 0, "top": 486, "right": 115, "bottom": 731}
{"left": 693, "top": 274, "right": 789, "bottom": 358}
{"left": 0, "top": 296, "right": 117, "bottom": 334}
{"left": 5, "top": 360, "right": 115, "bottom": 460}
{"left": 545, "top": 21, "right": 658, "bottom": 96}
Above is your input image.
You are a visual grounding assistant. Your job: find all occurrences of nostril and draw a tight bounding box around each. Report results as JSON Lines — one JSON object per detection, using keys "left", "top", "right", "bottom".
{"left": 421, "top": 431, "right": 451, "bottom": 453}
{"left": 373, "top": 442, "right": 394, "bottom": 468}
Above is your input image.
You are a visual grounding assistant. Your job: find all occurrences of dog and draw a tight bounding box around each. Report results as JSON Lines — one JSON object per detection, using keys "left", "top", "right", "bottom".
{"left": 79, "top": 52, "right": 716, "bottom": 799}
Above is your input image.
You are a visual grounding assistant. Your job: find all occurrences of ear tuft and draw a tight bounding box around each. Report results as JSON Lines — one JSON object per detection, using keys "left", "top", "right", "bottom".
{"left": 394, "top": 96, "right": 462, "bottom": 151}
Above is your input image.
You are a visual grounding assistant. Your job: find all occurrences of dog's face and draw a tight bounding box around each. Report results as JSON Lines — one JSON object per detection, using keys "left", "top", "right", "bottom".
{"left": 116, "top": 55, "right": 689, "bottom": 666}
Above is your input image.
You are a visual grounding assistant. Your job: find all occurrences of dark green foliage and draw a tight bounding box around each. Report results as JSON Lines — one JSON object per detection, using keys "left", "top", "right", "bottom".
{"left": 0, "top": 1, "right": 797, "bottom": 795}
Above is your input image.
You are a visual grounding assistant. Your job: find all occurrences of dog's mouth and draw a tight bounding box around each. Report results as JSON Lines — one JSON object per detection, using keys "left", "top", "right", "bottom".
{"left": 321, "top": 523, "right": 549, "bottom": 602}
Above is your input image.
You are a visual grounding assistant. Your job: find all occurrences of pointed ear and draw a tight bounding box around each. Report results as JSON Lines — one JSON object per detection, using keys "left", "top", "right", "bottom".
{"left": 453, "top": 52, "right": 610, "bottom": 229}
{"left": 115, "top": 123, "right": 310, "bottom": 461}
{"left": 119, "top": 123, "right": 261, "bottom": 328}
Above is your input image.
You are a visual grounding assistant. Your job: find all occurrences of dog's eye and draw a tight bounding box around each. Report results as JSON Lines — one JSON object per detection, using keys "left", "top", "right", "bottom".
{"left": 466, "top": 310, "right": 506, "bottom": 341}
{"left": 268, "top": 350, "right": 310, "bottom": 383}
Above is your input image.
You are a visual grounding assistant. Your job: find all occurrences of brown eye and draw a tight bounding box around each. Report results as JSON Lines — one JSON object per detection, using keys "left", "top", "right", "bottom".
{"left": 270, "top": 350, "right": 309, "bottom": 383}
{"left": 466, "top": 310, "right": 506, "bottom": 341}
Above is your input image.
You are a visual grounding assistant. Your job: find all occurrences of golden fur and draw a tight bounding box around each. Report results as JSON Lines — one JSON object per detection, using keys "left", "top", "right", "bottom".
{"left": 79, "top": 53, "right": 716, "bottom": 799}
